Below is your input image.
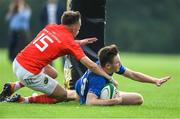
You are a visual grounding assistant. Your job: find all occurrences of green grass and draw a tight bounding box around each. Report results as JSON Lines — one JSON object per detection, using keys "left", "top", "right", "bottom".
{"left": 0, "top": 49, "right": 180, "bottom": 118}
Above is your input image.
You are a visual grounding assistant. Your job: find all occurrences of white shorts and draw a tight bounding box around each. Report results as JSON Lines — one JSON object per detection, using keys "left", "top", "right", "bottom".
{"left": 13, "top": 59, "right": 58, "bottom": 95}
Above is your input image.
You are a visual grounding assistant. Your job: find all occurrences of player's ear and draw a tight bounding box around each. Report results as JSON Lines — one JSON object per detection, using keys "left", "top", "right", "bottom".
{"left": 71, "top": 25, "right": 75, "bottom": 31}
{"left": 71, "top": 25, "right": 77, "bottom": 37}
{"left": 105, "top": 63, "right": 111, "bottom": 69}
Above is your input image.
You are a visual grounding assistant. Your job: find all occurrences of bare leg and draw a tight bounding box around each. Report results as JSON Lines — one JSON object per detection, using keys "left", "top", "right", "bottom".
{"left": 44, "top": 65, "right": 67, "bottom": 102}
{"left": 118, "top": 91, "right": 144, "bottom": 105}
{"left": 66, "top": 90, "right": 79, "bottom": 101}
{"left": 49, "top": 84, "right": 67, "bottom": 102}
{"left": 19, "top": 89, "right": 77, "bottom": 104}
{"left": 44, "top": 65, "right": 58, "bottom": 79}
{"left": 12, "top": 83, "right": 67, "bottom": 103}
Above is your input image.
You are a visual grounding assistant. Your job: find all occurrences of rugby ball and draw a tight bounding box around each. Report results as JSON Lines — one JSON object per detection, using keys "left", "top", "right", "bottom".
{"left": 100, "top": 83, "right": 116, "bottom": 99}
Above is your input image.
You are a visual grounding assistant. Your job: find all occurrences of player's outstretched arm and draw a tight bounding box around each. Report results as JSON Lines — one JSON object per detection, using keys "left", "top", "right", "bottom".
{"left": 75, "top": 37, "right": 97, "bottom": 45}
{"left": 86, "top": 93, "right": 122, "bottom": 106}
{"left": 123, "top": 68, "right": 171, "bottom": 86}
{"left": 80, "top": 56, "right": 118, "bottom": 87}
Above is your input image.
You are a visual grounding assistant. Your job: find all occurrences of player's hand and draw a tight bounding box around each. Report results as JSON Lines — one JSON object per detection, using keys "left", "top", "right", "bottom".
{"left": 80, "top": 37, "right": 98, "bottom": 45}
{"left": 112, "top": 90, "right": 122, "bottom": 104}
{"left": 113, "top": 90, "right": 120, "bottom": 98}
{"left": 155, "top": 76, "right": 171, "bottom": 87}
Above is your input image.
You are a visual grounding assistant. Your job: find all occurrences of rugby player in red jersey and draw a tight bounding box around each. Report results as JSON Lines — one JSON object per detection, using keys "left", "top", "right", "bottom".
{"left": 0, "top": 11, "right": 118, "bottom": 103}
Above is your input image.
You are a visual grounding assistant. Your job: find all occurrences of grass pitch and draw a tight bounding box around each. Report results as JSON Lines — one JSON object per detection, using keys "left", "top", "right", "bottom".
{"left": 0, "top": 49, "right": 180, "bottom": 118}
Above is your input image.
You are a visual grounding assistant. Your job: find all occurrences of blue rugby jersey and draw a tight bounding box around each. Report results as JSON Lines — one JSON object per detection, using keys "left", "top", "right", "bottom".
{"left": 75, "top": 61, "right": 126, "bottom": 104}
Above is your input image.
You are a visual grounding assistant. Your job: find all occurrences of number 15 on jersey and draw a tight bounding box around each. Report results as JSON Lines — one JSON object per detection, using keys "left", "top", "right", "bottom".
{"left": 33, "top": 33, "right": 54, "bottom": 52}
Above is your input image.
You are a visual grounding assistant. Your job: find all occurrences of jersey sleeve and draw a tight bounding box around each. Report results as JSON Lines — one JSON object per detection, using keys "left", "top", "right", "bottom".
{"left": 68, "top": 41, "right": 85, "bottom": 61}
{"left": 88, "top": 75, "right": 107, "bottom": 97}
{"left": 116, "top": 65, "right": 126, "bottom": 75}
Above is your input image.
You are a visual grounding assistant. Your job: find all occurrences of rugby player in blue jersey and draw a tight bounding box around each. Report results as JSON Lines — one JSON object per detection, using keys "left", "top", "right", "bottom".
{"left": 75, "top": 44, "right": 171, "bottom": 106}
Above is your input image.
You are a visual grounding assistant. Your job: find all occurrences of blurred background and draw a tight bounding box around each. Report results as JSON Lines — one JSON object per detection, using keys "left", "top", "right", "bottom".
{"left": 0, "top": 0, "right": 179, "bottom": 54}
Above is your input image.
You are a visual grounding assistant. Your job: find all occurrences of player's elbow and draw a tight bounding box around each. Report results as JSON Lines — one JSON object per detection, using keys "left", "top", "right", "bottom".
{"left": 86, "top": 99, "right": 93, "bottom": 105}
{"left": 86, "top": 97, "right": 97, "bottom": 106}
{"left": 86, "top": 101, "right": 96, "bottom": 106}
{"left": 86, "top": 102, "right": 93, "bottom": 106}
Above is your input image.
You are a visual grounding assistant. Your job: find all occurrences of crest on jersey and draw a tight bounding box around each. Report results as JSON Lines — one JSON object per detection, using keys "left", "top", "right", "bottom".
{"left": 44, "top": 77, "right": 49, "bottom": 85}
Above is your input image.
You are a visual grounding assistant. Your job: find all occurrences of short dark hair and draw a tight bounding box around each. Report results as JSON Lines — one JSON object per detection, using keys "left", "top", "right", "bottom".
{"left": 61, "top": 11, "right": 81, "bottom": 25}
{"left": 98, "top": 44, "right": 119, "bottom": 67}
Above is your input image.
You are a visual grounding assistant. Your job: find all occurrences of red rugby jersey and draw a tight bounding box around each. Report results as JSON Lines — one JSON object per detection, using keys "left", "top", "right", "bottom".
{"left": 16, "top": 24, "right": 85, "bottom": 74}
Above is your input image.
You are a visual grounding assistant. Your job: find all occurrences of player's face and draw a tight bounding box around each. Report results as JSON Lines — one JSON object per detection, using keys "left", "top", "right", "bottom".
{"left": 110, "top": 54, "right": 121, "bottom": 72}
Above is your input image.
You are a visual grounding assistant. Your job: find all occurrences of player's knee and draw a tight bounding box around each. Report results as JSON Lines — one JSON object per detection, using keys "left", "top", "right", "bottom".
{"left": 136, "top": 94, "right": 144, "bottom": 105}
{"left": 48, "top": 69, "right": 58, "bottom": 79}
{"left": 50, "top": 72, "right": 58, "bottom": 79}
{"left": 44, "top": 66, "right": 58, "bottom": 79}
